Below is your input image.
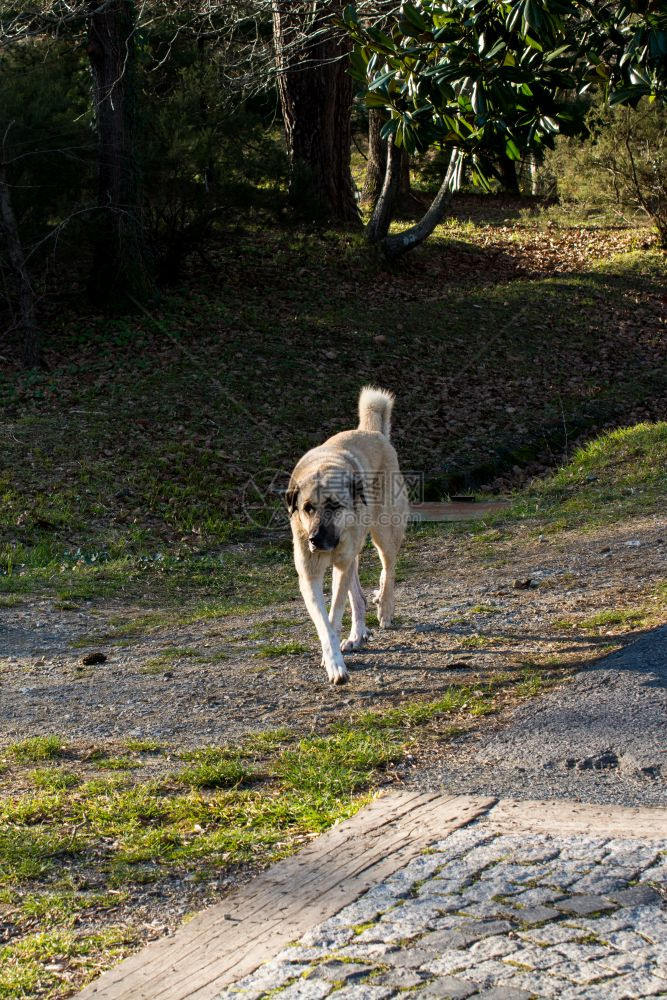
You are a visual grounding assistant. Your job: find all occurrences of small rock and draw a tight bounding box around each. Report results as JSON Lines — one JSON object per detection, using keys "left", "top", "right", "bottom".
{"left": 82, "top": 652, "right": 107, "bottom": 666}
{"left": 567, "top": 749, "right": 619, "bottom": 771}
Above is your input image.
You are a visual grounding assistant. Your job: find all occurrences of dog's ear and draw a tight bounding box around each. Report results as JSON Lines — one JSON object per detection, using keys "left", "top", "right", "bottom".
{"left": 351, "top": 473, "right": 366, "bottom": 507}
{"left": 285, "top": 484, "right": 299, "bottom": 514}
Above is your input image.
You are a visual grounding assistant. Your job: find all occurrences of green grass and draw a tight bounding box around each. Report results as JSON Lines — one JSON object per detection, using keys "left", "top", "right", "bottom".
{"left": 0, "top": 928, "right": 136, "bottom": 999}
{"left": 176, "top": 750, "right": 257, "bottom": 790}
{"left": 255, "top": 641, "right": 309, "bottom": 659}
{"left": 578, "top": 608, "right": 646, "bottom": 630}
{"left": 5, "top": 736, "right": 66, "bottom": 764}
{"left": 29, "top": 768, "right": 80, "bottom": 791}
{"left": 506, "top": 423, "right": 667, "bottom": 532}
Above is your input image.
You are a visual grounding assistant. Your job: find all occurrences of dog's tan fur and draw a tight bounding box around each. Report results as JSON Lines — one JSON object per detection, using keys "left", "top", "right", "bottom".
{"left": 286, "top": 387, "right": 409, "bottom": 685}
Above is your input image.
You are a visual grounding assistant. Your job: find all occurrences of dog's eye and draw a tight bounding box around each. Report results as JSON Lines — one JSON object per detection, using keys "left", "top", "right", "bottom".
{"left": 303, "top": 502, "right": 314, "bottom": 514}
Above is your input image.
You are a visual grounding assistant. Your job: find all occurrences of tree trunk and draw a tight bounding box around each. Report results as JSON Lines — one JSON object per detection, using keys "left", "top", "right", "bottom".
{"left": 498, "top": 152, "right": 520, "bottom": 195}
{"left": 0, "top": 161, "right": 40, "bottom": 366}
{"left": 368, "top": 147, "right": 460, "bottom": 261}
{"left": 365, "top": 135, "right": 402, "bottom": 243}
{"left": 361, "top": 110, "right": 387, "bottom": 205}
{"left": 362, "top": 110, "right": 412, "bottom": 209}
{"left": 273, "top": 0, "right": 359, "bottom": 224}
{"left": 87, "top": 0, "right": 151, "bottom": 305}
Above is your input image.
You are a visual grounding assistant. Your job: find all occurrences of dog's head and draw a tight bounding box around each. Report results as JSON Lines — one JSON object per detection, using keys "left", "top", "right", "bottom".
{"left": 286, "top": 470, "right": 365, "bottom": 552}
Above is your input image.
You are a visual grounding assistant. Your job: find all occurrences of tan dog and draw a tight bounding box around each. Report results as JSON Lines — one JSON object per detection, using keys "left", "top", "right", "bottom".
{"left": 286, "top": 387, "right": 409, "bottom": 685}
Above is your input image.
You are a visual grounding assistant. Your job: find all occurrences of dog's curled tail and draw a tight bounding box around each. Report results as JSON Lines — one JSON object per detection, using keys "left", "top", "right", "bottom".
{"left": 358, "top": 386, "right": 394, "bottom": 438}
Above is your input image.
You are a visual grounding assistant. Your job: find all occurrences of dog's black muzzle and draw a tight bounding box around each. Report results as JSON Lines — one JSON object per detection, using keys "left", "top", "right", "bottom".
{"left": 308, "top": 524, "right": 338, "bottom": 551}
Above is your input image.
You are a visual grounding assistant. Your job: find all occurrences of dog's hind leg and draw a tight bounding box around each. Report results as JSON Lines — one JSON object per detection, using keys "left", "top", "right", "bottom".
{"left": 370, "top": 520, "right": 405, "bottom": 628}
{"left": 342, "top": 557, "right": 370, "bottom": 652}
{"left": 298, "top": 570, "right": 349, "bottom": 685}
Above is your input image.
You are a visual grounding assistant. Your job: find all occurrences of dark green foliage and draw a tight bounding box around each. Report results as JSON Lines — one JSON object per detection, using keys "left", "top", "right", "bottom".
{"left": 0, "top": 42, "right": 94, "bottom": 253}
{"left": 344, "top": 0, "right": 667, "bottom": 184}
{"left": 139, "top": 56, "right": 287, "bottom": 283}
{"left": 0, "top": 13, "right": 287, "bottom": 324}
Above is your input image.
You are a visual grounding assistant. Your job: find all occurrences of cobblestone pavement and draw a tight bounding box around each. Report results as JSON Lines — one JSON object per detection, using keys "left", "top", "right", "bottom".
{"left": 218, "top": 823, "right": 667, "bottom": 1000}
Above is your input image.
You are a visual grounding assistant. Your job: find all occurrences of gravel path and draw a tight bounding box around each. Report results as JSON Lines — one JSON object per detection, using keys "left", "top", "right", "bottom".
{"left": 218, "top": 821, "right": 667, "bottom": 1000}
{"left": 0, "top": 516, "right": 663, "bottom": 752}
{"left": 411, "top": 626, "right": 667, "bottom": 808}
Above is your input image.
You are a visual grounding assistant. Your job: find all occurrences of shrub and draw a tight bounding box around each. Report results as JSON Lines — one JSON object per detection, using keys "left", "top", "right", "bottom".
{"left": 544, "top": 99, "right": 666, "bottom": 244}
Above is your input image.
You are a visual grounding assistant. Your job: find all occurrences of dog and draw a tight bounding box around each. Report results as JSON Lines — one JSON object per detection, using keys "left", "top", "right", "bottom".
{"left": 286, "top": 387, "right": 409, "bottom": 685}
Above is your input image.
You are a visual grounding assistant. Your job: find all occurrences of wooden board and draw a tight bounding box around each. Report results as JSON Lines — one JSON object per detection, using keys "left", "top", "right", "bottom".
{"left": 487, "top": 798, "right": 667, "bottom": 840}
{"left": 77, "top": 792, "right": 494, "bottom": 1000}
{"left": 409, "top": 500, "right": 509, "bottom": 523}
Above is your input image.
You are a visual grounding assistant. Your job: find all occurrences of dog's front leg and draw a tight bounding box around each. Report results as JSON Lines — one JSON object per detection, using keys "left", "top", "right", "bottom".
{"left": 298, "top": 572, "right": 349, "bottom": 686}
{"left": 329, "top": 563, "right": 354, "bottom": 638}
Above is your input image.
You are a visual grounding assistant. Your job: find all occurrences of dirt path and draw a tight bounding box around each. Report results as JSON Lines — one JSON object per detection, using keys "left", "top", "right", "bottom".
{"left": 0, "top": 513, "right": 664, "bottom": 752}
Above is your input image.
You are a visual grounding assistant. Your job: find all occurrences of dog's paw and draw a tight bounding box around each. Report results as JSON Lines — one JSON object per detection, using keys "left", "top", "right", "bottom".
{"left": 342, "top": 629, "right": 371, "bottom": 652}
{"left": 321, "top": 654, "right": 349, "bottom": 685}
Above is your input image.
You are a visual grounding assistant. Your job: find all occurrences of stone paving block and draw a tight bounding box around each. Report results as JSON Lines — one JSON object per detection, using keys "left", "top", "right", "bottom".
{"left": 431, "top": 828, "right": 497, "bottom": 856}
{"left": 608, "top": 884, "right": 663, "bottom": 908}
{"left": 424, "top": 950, "right": 476, "bottom": 977}
{"left": 556, "top": 838, "right": 610, "bottom": 860}
{"left": 501, "top": 844, "right": 562, "bottom": 865}
{"left": 333, "top": 885, "right": 402, "bottom": 923}
{"left": 272, "top": 980, "right": 333, "bottom": 1000}
{"left": 457, "top": 900, "right": 517, "bottom": 920}
{"left": 512, "top": 903, "right": 562, "bottom": 925}
{"left": 466, "top": 935, "right": 520, "bottom": 963}
{"left": 413, "top": 975, "right": 477, "bottom": 998}
{"left": 473, "top": 987, "right": 534, "bottom": 1000}
{"left": 322, "top": 986, "right": 394, "bottom": 1000}
{"left": 643, "top": 862, "right": 667, "bottom": 884}
{"left": 518, "top": 922, "right": 590, "bottom": 946}
{"left": 300, "top": 922, "right": 355, "bottom": 949}
{"left": 274, "top": 946, "right": 330, "bottom": 964}
{"left": 502, "top": 944, "right": 568, "bottom": 971}
{"left": 381, "top": 946, "right": 438, "bottom": 969}
{"left": 540, "top": 867, "right": 591, "bottom": 890}
{"left": 616, "top": 904, "right": 667, "bottom": 944}
{"left": 334, "top": 942, "right": 395, "bottom": 961}
{"left": 598, "top": 946, "right": 660, "bottom": 974}
{"left": 553, "top": 942, "right": 613, "bottom": 963}
{"left": 555, "top": 894, "right": 616, "bottom": 916}
{"left": 370, "top": 967, "right": 426, "bottom": 988}
{"left": 354, "top": 920, "right": 424, "bottom": 945}
{"left": 604, "top": 928, "right": 655, "bottom": 951}
{"left": 307, "top": 961, "right": 376, "bottom": 983}
{"left": 223, "top": 960, "right": 311, "bottom": 995}
{"left": 502, "top": 970, "right": 571, "bottom": 998}
{"left": 568, "top": 874, "right": 630, "bottom": 895}
{"left": 511, "top": 886, "right": 565, "bottom": 907}
{"left": 547, "top": 956, "right": 618, "bottom": 985}
{"left": 487, "top": 863, "right": 541, "bottom": 885}
{"left": 422, "top": 919, "right": 514, "bottom": 952}
{"left": 463, "top": 958, "right": 519, "bottom": 987}
{"left": 599, "top": 971, "right": 667, "bottom": 997}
